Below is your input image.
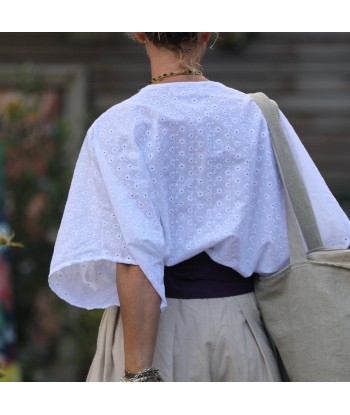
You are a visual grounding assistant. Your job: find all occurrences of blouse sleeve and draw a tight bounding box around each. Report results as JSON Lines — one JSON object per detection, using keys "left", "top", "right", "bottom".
{"left": 49, "top": 112, "right": 167, "bottom": 310}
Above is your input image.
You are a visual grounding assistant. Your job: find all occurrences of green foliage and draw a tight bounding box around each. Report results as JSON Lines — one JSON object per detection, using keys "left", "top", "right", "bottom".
{"left": 0, "top": 65, "right": 100, "bottom": 381}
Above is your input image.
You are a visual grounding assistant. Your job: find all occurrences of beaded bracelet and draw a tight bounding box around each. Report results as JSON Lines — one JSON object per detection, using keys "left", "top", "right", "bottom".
{"left": 120, "top": 367, "right": 163, "bottom": 382}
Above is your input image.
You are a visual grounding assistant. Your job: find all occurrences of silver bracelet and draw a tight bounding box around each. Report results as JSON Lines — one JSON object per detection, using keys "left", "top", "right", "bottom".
{"left": 120, "top": 367, "right": 163, "bottom": 382}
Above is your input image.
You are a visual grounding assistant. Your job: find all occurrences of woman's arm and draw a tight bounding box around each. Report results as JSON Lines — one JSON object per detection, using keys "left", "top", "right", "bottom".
{"left": 116, "top": 263, "right": 161, "bottom": 376}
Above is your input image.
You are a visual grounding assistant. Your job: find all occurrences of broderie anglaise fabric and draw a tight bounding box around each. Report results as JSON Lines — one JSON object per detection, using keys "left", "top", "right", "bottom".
{"left": 49, "top": 82, "right": 350, "bottom": 310}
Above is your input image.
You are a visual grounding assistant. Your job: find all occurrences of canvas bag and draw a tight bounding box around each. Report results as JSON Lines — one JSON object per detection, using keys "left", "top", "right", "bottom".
{"left": 250, "top": 92, "right": 350, "bottom": 382}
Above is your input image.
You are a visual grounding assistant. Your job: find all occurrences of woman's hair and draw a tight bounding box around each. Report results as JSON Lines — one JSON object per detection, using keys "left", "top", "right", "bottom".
{"left": 130, "top": 32, "right": 218, "bottom": 71}
{"left": 143, "top": 32, "right": 201, "bottom": 52}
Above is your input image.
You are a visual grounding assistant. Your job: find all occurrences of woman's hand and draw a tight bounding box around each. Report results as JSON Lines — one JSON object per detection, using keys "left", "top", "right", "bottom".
{"left": 116, "top": 263, "right": 161, "bottom": 376}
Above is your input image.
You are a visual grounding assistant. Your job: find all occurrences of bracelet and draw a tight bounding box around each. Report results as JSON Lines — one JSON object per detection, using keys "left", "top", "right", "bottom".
{"left": 120, "top": 367, "right": 163, "bottom": 382}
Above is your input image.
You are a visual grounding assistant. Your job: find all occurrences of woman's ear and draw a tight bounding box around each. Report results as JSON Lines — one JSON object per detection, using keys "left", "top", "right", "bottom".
{"left": 201, "top": 32, "right": 213, "bottom": 44}
{"left": 132, "top": 32, "right": 147, "bottom": 43}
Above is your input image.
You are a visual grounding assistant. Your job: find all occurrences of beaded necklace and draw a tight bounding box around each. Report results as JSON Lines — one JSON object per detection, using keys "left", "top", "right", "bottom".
{"left": 150, "top": 69, "right": 203, "bottom": 84}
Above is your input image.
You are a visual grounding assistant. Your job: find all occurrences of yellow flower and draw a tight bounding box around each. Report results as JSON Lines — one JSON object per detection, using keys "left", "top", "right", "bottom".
{"left": 0, "top": 230, "right": 24, "bottom": 248}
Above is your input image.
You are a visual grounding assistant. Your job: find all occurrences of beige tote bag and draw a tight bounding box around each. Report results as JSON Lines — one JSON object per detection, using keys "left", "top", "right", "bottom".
{"left": 250, "top": 92, "right": 350, "bottom": 382}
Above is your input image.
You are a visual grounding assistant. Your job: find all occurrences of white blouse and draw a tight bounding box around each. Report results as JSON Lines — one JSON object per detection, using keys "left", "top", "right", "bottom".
{"left": 48, "top": 81, "right": 350, "bottom": 310}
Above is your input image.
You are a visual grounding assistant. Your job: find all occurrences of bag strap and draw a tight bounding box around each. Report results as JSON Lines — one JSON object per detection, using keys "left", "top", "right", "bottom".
{"left": 249, "top": 92, "right": 323, "bottom": 258}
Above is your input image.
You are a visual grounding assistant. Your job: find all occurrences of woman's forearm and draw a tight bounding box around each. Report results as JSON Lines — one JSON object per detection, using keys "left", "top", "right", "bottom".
{"left": 116, "top": 263, "right": 161, "bottom": 374}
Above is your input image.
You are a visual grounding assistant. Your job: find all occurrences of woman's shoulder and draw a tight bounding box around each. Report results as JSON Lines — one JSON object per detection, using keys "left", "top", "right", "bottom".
{"left": 88, "top": 81, "right": 261, "bottom": 134}
{"left": 88, "top": 90, "right": 148, "bottom": 132}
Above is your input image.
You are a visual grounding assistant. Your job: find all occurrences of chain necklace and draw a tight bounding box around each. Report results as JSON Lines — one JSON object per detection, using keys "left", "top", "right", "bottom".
{"left": 150, "top": 69, "right": 203, "bottom": 84}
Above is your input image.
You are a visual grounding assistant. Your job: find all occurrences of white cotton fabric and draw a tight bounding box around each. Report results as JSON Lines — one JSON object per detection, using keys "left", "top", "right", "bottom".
{"left": 48, "top": 81, "right": 350, "bottom": 310}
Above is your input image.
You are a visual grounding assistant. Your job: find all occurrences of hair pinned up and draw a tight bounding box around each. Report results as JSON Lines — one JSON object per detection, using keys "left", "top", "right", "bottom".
{"left": 144, "top": 33, "right": 200, "bottom": 51}
{"left": 130, "top": 32, "right": 218, "bottom": 71}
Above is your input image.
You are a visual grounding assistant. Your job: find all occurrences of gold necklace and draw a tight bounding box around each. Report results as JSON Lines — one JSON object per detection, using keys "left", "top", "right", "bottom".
{"left": 150, "top": 69, "right": 203, "bottom": 84}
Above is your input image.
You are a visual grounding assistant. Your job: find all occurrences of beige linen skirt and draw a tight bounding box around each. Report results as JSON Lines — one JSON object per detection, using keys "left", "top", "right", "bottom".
{"left": 86, "top": 292, "right": 281, "bottom": 382}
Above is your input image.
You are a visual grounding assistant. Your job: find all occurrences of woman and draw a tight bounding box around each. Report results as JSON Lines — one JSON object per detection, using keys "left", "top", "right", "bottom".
{"left": 49, "top": 33, "right": 350, "bottom": 382}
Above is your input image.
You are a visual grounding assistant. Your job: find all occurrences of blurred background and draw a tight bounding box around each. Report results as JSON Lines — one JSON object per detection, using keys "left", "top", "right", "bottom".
{"left": 0, "top": 32, "right": 349, "bottom": 382}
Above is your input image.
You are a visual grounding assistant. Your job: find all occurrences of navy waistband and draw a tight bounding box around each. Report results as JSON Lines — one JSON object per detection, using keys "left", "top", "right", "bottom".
{"left": 164, "top": 252, "right": 255, "bottom": 299}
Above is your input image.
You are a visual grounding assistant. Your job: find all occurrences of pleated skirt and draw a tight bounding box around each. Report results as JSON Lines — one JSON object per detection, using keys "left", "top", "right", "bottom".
{"left": 86, "top": 292, "right": 282, "bottom": 382}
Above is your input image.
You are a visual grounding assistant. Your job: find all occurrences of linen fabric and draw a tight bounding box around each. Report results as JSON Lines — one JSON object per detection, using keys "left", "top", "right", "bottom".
{"left": 252, "top": 92, "right": 350, "bottom": 381}
{"left": 86, "top": 293, "right": 282, "bottom": 382}
{"left": 48, "top": 81, "right": 350, "bottom": 310}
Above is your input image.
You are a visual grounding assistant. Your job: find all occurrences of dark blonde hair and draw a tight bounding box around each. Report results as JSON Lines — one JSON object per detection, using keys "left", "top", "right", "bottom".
{"left": 143, "top": 32, "right": 200, "bottom": 51}
{"left": 131, "top": 32, "right": 217, "bottom": 71}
